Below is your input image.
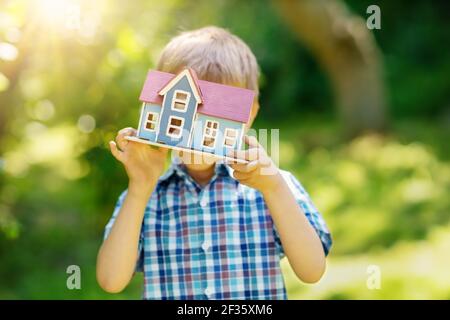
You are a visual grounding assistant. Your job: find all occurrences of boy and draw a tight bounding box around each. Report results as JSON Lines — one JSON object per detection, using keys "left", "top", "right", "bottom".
{"left": 97, "top": 26, "right": 331, "bottom": 299}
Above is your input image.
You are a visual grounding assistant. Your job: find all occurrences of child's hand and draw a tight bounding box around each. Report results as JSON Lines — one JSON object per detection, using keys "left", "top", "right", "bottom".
{"left": 227, "top": 135, "right": 283, "bottom": 195}
{"left": 109, "top": 128, "right": 168, "bottom": 195}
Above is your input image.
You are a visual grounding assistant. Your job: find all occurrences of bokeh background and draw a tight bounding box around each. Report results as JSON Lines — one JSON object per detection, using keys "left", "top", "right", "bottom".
{"left": 0, "top": 0, "right": 449, "bottom": 299}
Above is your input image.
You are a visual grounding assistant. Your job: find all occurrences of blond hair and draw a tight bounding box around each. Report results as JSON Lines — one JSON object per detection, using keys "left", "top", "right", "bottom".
{"left": 157, "top": 26, "right": 259, "bottom": 94}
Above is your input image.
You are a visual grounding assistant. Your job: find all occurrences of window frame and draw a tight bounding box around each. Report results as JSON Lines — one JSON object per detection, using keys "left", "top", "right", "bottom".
{"left": 202, "top": 120, "right": 219, "bottom": 149}
{"left": 170, "top": 90, "right": 190, "bottom": 113}
{"left": 223, "top": 128, "right": 238, "bottom": 148}
{"left": 144, "top": 111, "right": 159, "bottom": 132}
{"left": 166, "top": 115, "right": 185, "bottom": 139}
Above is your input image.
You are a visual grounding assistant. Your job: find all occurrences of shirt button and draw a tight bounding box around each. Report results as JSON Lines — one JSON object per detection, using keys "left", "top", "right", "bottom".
{"left": 199, "top": 198, "right": 208, "bottom": 207}
{"left": 204, "top": 287, "right": 213, "bottom": 297}
{"left": 201, "top": 240, "right": 211, "bottom": 252}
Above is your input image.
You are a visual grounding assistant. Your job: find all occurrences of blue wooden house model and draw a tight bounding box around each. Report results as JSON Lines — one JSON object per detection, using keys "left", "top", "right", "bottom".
{"left": 126, "top": 68, "right": 255, "bottom": 162}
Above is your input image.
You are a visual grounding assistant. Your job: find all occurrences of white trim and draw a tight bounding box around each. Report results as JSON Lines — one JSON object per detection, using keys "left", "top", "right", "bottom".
{"left": 144, "top": 111, "right": 159, "bottom": 132}
{"left": 137, "top": 102, "right": 146, "bottom": 135}
{"left": 237, "top": 123, "right": 245, "bottom": 150}
{"left": 170, "top": 90, "right": 190, "bottom": 113}
{"left": 155, "top": 93, "right": 167, "bottom": 142}
{"left": 166, "top": 115, "right": 185, "bottom": 139}
{"left": 187, "top": 113, "right": 198, "bottom": 148}
{"left": 158, "top": 69, "right": 202, "bottom": 103}
{"left": 202, "top": 120, "right": 219, "bottom": 149}
{"left": 185, "top": 102, "right": 199, "bottom": 147}
{"left": 125, "top": 136, "right": 248, "bottom": 164}
{"left": 223, "top": 128, "right": 238, "bottom": 148}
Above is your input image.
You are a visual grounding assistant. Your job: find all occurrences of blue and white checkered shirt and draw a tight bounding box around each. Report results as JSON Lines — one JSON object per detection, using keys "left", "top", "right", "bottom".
{"left": 104, "top": 161, "right": 331, "bottom": 299}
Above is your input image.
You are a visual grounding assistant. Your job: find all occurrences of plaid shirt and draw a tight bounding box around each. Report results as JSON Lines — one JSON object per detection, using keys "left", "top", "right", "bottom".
{"left": 104, "top": 161, "right": 331, "bottom": 300}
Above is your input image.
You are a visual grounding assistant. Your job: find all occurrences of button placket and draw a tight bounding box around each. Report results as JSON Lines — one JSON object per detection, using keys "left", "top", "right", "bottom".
{"left": 200, "top": 198, "right": 208, "bottom": 208}
{"left": 201, "top": 239, "right": 211, "bottom": 252}
{"left": 204, "top": 287, "right": 213, "bottom": 298}
{"left": 200, "top": 187, "right": 214, "bottom": 299}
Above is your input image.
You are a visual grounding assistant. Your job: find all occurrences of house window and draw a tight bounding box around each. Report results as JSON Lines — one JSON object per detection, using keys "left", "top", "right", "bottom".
{"left": 171, "top": 90, "right": 190, "bottom": 112}
{"left": 144, "top": 112, "right": 158, "bottom": 131}
{"left": 166, "top": 116, "right": 184, "bottom": 138}
{"left": 202, "top": 120, "right": 219, "bottom": 149}
{"left": 223, "top": 128, "right": 238, "bottom": 148}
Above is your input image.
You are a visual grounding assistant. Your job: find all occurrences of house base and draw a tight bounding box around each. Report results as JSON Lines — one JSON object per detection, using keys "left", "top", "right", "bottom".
{"left": 125, "top": 136, "right": 248, "bottom": 164}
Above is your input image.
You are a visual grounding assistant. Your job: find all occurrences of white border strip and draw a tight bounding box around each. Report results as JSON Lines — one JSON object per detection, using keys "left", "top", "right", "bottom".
{"left": 125, "top": 136, "right": 248, "bottom": 164}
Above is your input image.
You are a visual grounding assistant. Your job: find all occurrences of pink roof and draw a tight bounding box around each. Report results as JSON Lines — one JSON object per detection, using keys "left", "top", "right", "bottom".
{"left": 139, "top": 70, "right": 255, "bottom": 123}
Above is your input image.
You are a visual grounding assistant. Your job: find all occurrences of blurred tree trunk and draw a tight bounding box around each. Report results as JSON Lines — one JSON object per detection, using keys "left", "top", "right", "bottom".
{"left": 274, "top": 0, "right": 387, "bottom": 136}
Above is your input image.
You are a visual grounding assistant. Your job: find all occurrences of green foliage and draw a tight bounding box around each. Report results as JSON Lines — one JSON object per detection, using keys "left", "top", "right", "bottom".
{"left": 291, "top": 129, "right": 448, "bottom": 255}
{"left": 346, "top": 0, "right": 450, "bottom": 117}
{"left": 0, "top": 0, "right": 449, "bottom": 299}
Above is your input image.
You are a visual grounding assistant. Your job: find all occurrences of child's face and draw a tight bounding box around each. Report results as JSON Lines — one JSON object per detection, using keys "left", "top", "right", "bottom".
{"left": 176, "top": 150, "right": 218, "bottom": 170}
{"left": 247, "top": 101, "right": 259, "bottom": 130}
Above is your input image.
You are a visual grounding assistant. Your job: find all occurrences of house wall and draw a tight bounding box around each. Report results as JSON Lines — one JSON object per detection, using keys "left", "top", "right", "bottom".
{"left": 157, "top": 76, "right": 198, "bottom": 148}
{"left": 191, "top": 113, "right": 244, "bottom": 156}
{"left": 137, "top": 103, "right": 161, "bottom": 142}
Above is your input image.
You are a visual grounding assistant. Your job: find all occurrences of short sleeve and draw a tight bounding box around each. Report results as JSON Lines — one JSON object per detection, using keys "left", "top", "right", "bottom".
{"left": 273, "top": 171, "right": 332, "bottom": 257}
{"left": 103, "top": 190, "right": 144, "bottom": 272}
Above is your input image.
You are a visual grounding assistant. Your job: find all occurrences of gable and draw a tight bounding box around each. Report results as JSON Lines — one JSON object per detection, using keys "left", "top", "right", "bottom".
{"left": 158, "top": 68, "right": 202, "bottom": 103}
{"left": 167, "top": 75, "right": 194, "bottom": 97}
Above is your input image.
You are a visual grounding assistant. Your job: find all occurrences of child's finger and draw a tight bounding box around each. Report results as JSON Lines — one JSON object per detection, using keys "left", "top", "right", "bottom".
{"left": 228, "top": 147, "right": 259, "bottom": 162}
{"left": 244, "top": 135, "right": 259, "bottom": 148}
{"left": 229, "top": 160, "right": 259, "bottom": 173}
{"left": 118, "top": 127, "right": 137, "bottom": 136}
{"left": 244, "top": 135, "right": 261, "bottom": 148}
{"left": 232, "top": 170, "right": 252, "bottom": 181}
{"left": 116, "top": 127, "right": 136, "bottom": 151}
{"left": 109, "top": 141, "right": 124, "bottom": 163}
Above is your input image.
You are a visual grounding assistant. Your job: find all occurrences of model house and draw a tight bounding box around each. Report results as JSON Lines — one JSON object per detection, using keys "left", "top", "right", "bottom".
{"left": 131, "top": 68, "right": 255, "bottom": 158}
